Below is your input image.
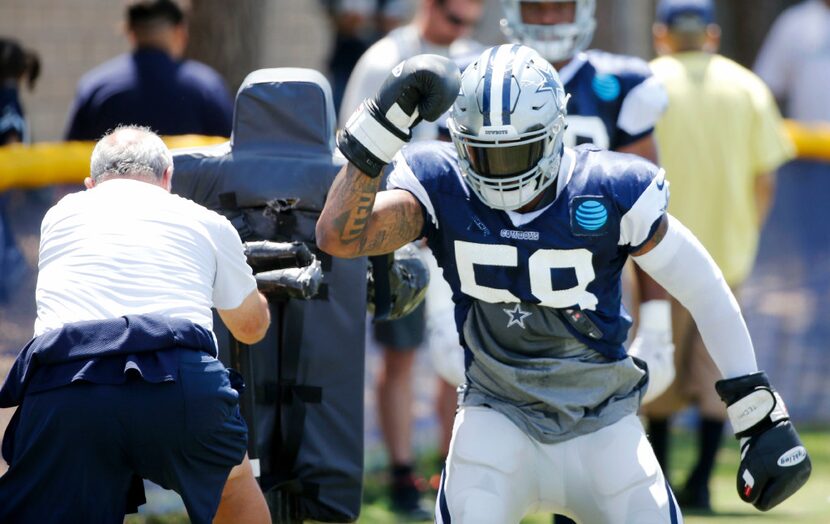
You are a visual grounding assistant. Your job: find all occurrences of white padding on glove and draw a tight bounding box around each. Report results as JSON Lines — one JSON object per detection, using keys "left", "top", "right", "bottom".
{"left": 727, "top": 389, "right": 789, "bottom": 434}
{"left": 385, "top": 101, "right": 420, "bottom": 131}
{"left": 632, "top": 215, "right": 758, "bottom": 379}
{"left": 628, "top": 299, "right": 675, "bottom": 404}
{"left": 344, "top": 102, "right": 408, "bottom": 163}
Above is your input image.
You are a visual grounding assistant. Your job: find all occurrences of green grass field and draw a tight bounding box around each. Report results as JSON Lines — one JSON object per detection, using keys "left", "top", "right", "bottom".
{"left": 355, "top": 427, "right": 828, "bottom": 524}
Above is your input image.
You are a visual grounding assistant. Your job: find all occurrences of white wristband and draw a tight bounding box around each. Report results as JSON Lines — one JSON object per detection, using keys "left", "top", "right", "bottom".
{"left": 345, "top": 102, "right": 407, "bottom": 163}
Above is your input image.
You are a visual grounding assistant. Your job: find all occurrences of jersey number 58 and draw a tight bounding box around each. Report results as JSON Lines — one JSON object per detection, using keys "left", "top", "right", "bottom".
{"left": 454, "top": 241, "right": 599, "bottom": 310}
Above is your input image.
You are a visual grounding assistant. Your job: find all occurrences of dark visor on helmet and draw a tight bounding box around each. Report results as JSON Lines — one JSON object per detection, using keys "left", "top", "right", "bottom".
{"left": 463, "top": 138, "right": 546, "bottom": 178}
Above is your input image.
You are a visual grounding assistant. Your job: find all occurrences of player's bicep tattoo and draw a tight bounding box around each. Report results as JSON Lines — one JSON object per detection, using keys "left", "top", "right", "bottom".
{"left": 332, "top": 194, "right": 374, "bottom": 243}
{"left": 631, "top": 214, "right": 668, "bottom": 256}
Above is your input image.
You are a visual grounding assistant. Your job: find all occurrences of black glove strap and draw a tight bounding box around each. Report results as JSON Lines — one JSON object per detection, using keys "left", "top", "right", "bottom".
{"left": 336, "top": 129, "right": 387, "bottom": 178}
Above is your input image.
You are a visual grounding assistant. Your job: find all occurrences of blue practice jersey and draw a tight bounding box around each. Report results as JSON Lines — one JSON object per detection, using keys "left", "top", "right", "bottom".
{"left": 559, "top": 50, "right": 667, "bottom": 151}
{"left": 388, "top": 141, "right": 669, "bottom": 360}
{"left": 65, "top": 48, "right": 234, "bottom": 141}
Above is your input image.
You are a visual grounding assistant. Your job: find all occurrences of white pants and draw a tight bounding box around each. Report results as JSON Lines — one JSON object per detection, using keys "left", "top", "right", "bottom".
{"left": 436, "top": 407, "right": 682, "bottom": 524}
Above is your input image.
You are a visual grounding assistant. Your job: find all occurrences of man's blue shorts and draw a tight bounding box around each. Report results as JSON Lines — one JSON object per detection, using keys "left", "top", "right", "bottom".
{"left": 0, "top": 351, "right": 248, "bottom": 524}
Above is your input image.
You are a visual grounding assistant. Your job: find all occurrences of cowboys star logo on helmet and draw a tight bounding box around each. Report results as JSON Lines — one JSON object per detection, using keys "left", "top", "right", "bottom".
{"left": 448, "top": 44, "right": 568, "bottom": 211}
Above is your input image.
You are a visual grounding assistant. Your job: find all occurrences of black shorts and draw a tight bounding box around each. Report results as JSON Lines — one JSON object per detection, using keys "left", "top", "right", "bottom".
{"left": 0, "top": 353, "right": 248, "bottom": 524}
{"left": 373, "top": 300, "right": 426, "bottom": 350}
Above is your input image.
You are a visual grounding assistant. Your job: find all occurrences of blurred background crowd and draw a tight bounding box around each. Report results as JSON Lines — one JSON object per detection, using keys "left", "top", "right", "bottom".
{"left": 1, "top": 0, "right": 828, "bottom": 522}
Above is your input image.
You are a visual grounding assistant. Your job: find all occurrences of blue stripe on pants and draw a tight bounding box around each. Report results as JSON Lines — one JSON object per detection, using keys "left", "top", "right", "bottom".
{"left": 436, "top": 468, "right": 452, "bottom": 523}
{"left": 666, "top": 478, "right": 680, "bottom": 523}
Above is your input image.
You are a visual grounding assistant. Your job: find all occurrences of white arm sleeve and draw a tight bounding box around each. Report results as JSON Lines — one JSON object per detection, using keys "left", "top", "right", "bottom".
{"left": 632, "top": 215, "right": 758, "bottom": 379}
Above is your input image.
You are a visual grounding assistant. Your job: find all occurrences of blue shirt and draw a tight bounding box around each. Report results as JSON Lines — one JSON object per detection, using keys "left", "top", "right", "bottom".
{"left": 388, "top": 141, "right": 669, "bottom": 360}
{"left": 560, "top": 50, "right": 666, "bottom": 151}
{"left": 65, "top": 48, "right": 233, "bottom": 140}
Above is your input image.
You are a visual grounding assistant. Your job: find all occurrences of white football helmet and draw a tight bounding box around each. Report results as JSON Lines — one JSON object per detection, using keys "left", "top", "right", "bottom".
{"left": 500, "top": 0, "right": 597, "bottom": 64}
{"left": 448, "top": 44, "right": 568, "bottom": 211}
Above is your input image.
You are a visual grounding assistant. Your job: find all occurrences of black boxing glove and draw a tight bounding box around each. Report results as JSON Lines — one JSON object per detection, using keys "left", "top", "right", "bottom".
{"left": 338, "top": 54, "right": 461, "bottom": 177}
{"left": 716, "top": 371, "right": 811, "bottom": 511}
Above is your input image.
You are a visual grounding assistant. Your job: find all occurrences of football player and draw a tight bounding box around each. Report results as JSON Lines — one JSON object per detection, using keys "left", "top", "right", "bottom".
{"left": 500, "top": 0, "right": 675, "bottom": 407}
{"left": 316, "top": 46, "right": 811, "bottom": 523}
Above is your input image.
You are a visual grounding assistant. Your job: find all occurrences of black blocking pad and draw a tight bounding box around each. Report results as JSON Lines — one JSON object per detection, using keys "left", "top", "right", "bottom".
{"left": 172, "top": 68, "right": 366, "bottom": 522}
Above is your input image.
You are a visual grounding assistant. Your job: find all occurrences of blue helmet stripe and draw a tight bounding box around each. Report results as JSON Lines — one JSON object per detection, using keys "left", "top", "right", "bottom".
{"left": 482, "top": 47, "right": 496, "bottom": 127}
{"left": 502, "top": 44, "right": 520, "bottom": 125}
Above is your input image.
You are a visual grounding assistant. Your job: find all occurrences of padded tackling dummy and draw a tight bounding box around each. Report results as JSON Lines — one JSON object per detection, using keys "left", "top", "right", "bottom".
{"left": 171, "top": 68, "right": 366, "bottom": 522}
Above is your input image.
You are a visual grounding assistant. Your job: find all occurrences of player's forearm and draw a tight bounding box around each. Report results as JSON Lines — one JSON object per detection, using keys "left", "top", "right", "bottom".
{"left": 633, "top": 216, "right": 758, "bottom": 379}
{"left": 317, "top": 163, "right": 382, "bottom": 258}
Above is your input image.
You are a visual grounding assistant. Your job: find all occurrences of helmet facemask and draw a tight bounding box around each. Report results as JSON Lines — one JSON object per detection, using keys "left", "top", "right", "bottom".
{"left": 450, "top": 115, "right": 566, "bottom": 211}
{"left": 500, "top": 0, "right": 597, "bottom": 64}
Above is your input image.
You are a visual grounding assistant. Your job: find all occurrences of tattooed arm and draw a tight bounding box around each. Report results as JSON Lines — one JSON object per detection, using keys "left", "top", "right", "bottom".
{"left": 316, "top": 164, "right": 425, "bottom": 258}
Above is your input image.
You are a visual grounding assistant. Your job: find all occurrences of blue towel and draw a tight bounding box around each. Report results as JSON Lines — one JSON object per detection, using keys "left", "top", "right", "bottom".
{"left": 0, "top": 314, "right": 216, "bottom": 408}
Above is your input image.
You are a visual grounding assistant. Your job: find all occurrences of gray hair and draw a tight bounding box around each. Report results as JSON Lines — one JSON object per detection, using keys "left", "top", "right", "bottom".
{"left": 89, "top": 125, "right": 173, "bottom": 182}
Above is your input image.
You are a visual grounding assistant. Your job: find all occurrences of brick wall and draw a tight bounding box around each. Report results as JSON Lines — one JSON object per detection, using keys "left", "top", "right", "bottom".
{"left": 0, "top": 0, "right": 127, "bottom": 142}
{"left": 0, "top": 0, "right": 330, "bottom": 142}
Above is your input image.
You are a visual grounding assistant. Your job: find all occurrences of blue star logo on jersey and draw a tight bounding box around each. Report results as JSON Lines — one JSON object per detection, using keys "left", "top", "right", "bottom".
{"left": 571, "top": 197, "right": 609, "bottom": 236}
{"left": 503, "top": 303, "right": 532, "bottom": 329}
{"left": 592, "top": 74, "right": 621, "bottom": 102}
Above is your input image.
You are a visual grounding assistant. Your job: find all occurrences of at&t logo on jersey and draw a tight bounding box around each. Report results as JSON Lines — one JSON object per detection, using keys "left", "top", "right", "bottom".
{"left": 591, "top": 73, "right": 621, "bottom": 102}
{"left": 570, "top": 197, "right": 609, "bottom": 236}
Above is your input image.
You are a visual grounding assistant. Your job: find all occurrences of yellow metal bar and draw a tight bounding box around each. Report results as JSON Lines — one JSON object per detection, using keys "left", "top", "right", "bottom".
{"left": 783, "top": 121, "right": 830, "bottom": 162}
{"left": 0, "top": 135, "right": 227, "bottom": 192}
{"left": 1, "top": 122, "right": 830, "bottom": 194}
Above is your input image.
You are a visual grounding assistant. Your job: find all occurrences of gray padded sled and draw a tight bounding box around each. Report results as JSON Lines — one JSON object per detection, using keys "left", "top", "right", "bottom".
{"left": 172, "top": 68, "right": 366, "bottom": 523}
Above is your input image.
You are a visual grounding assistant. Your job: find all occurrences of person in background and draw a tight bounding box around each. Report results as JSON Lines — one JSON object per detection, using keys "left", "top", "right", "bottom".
{"left": 645, "top": 0, "right": 795, "bottom": 511}
{"left": 65, "top": 0, "right": 233, "bottom": 141}
{"left": 754, "top": 0, "right": 830, "bottom": 126}
{"left": 0, "top": 38, "right": 38, "bottom": 145}
{"left": 320, "top": 0, "right": 414, "bottom": 114}
{"left": 0, "top": 126, "right": 271, "bottom": 524}
{"left": 0, "top": 37, "right": 39, "bottom": 303}
{"left": 339, "top": 0, "right": 484, "bottom": 517}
